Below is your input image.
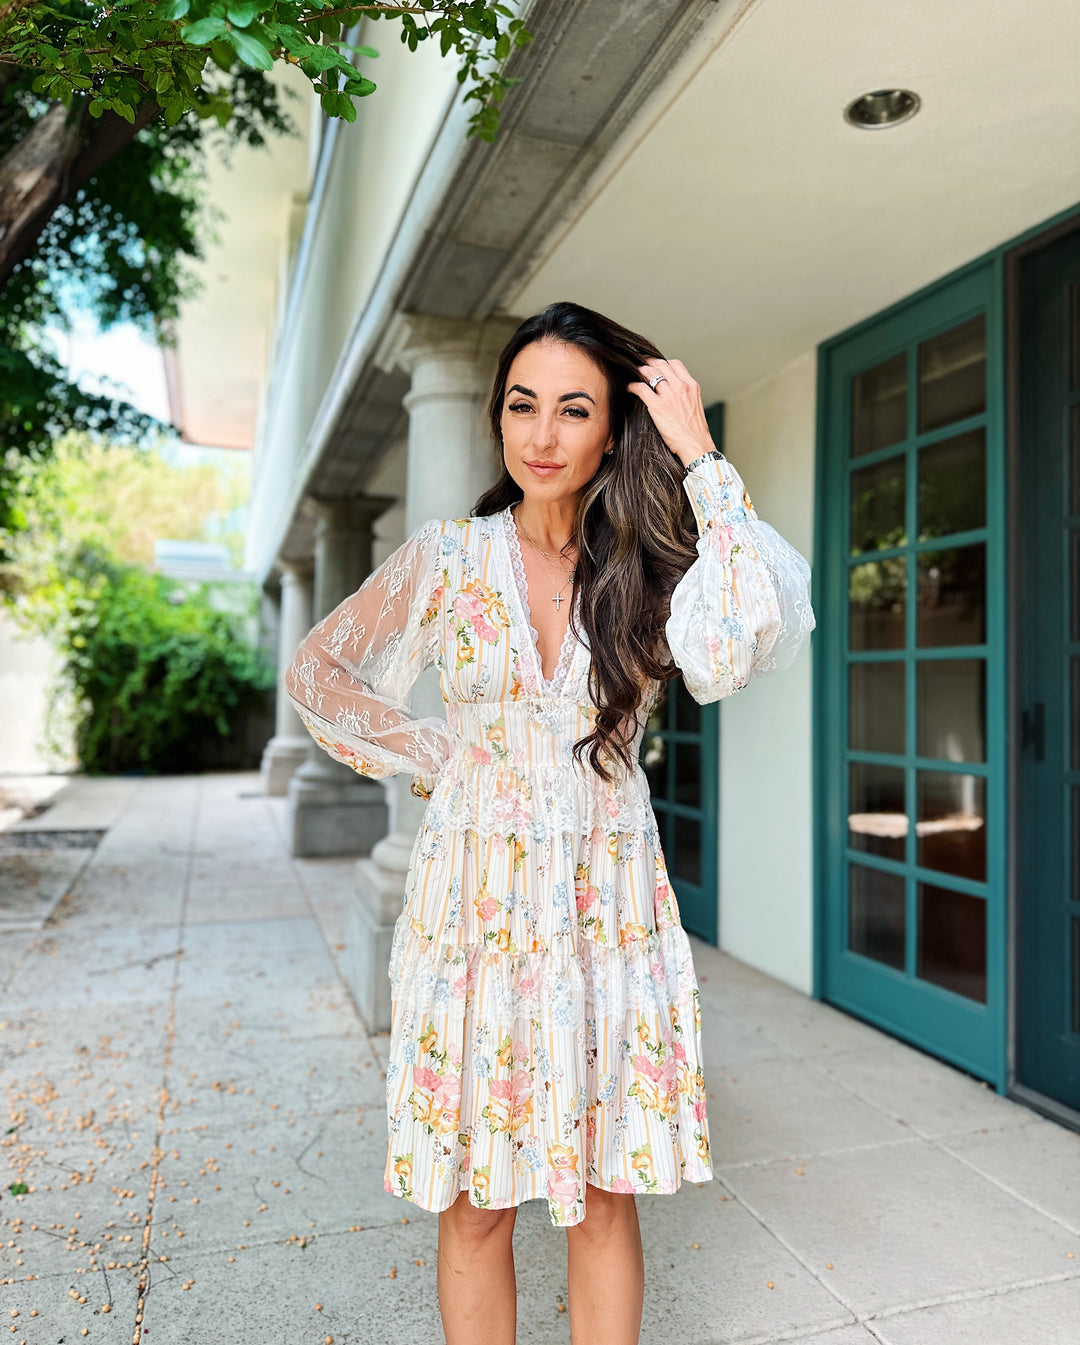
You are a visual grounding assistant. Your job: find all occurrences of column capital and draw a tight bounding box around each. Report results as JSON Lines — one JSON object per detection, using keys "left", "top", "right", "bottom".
{"left": 277, "top": 557, "right": 313, "bottom": 587}
{"left": 374, "top": 311, "right": 521, "bottom": 380}
{"left": 307, "top": 493, "right": 396, "bottom": 537}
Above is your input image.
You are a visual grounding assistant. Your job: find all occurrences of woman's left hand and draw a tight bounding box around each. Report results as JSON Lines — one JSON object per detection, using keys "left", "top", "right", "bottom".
{"left": 627, "top": 358, "right": 716, "bottom": 468}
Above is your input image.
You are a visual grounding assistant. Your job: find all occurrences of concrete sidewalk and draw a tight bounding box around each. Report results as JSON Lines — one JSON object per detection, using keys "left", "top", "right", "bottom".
{"left": 0, "top": 772, "right": 1077, "bottom": 1345}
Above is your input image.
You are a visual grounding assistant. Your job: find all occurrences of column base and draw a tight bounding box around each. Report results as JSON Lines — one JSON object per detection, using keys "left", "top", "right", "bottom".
{"left": 260, "top": 735, "right": 309, "bottom": 796}
{"left": 286, "top": 760, "right": 388, "bottom": 858}
{"left": 341, "top": 831, "right": 416, "bottom": 1033}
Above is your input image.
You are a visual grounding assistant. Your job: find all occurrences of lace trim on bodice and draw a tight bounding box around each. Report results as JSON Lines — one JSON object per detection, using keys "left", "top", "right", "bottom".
{"left": 503, "top": 505, "right": 580, "bottom": 693}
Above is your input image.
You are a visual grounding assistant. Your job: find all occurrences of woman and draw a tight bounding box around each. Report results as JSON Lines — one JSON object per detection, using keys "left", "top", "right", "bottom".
{"left": 287, "top": 301, "right": 814, "bottom": 1344}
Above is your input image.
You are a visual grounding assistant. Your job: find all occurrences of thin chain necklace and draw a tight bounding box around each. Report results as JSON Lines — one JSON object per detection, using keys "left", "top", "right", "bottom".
{"left": 511, "top": 505, "right": 577, "bottom": 610}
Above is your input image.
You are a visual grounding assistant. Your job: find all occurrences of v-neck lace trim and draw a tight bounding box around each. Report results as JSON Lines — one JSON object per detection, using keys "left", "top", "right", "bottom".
{"left": 504, "top": 504, "right": 579, "bottom": 692}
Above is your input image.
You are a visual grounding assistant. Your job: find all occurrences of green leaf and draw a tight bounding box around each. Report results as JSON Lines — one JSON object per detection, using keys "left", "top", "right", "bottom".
{"left": 226, "top": 1, "right": 262, "bottom": 27}
{"left": 181, "top": 16, "right": 228, "bottom": 43}
{"left": 494, "top": 33, "right": 510, "bottom": 61}
{"left": 319, "top": 88, "right": 355, "bottom": 121}
{"left": 297, "top": 43, "right": 347, "bottom": 72}
{"left": 208, "top": 38, "right": 235, "bottom": 70}
{"left": 157, "top": 0, "right": 191, "bottom": 19}
{"left": 226, "top": 27, "right": 273, "bottom": 69}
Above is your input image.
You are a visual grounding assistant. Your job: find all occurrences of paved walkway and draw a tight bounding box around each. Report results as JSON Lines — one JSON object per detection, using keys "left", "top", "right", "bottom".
{"left": 0, "top": 772, "right": 1077, "bottom": 1344}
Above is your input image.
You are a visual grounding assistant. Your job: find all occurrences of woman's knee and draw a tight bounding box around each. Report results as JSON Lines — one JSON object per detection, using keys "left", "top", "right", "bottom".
{"left": 439, "top": 1188, "right": 518, "bottom": 1240}
{"left": 567, "top": 1181, "right": 638, "bottom": 1233}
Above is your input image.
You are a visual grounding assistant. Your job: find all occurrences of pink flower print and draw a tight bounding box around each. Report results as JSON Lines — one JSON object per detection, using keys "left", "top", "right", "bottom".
{"left": 487, "top": 1067, "right": 534, "bottom": 1134}
{"left": 609, "top": 1176, "right": 634, "bottom": 1194}
{"left": 518, "top": 968, "right": 541, "bottom": 999}
{"left": 434, "top": 1072, "right": 461, "bottom": 1114}
{"left": 469, "top": 745, "right": 493, "bottom": 766}
{"left": 713, "top": 523, "right": 735, "bottom": 563}
{"left": 692, "top": 1099, "right": 708, "bottom": 1121}
{"left": 548, "top": 1167, "right": 579, "bottom": 1209}
{"left": 603, "top": 791, "right": 619, "bottom": 819}
{"left": 631, "top": 1052, "right": 678, "bottom": 1112}
{"left": 452, "top": 975, "right": 468, "bottom": 999}
{"left": 476, "top": 895, "right": 497, "bottom": 922}
{"left": 576, "top": 883, "right": 600, "bottom": 914}
{"left": 513, "top": 1041, "right": 530, "bottom": 1062}
{"left": 672, "top": 1040, "right": 687, "bottom": 1062}
{"left": 447, "top": 1041, "right": 463, "bottom": 1067}
{"left": 453, "top": 590, "right": 499, "bottom": 643}
{"left": 413, "top": 1065, "right": 440, "bottom": 1091}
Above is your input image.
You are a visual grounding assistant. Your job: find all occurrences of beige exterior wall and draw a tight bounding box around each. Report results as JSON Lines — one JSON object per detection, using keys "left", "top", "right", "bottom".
{"left": 247, "top": 23, "right": 460, "bottom": 573}
{"left": 717, "top": 352, "right": 817, "bottom": 991}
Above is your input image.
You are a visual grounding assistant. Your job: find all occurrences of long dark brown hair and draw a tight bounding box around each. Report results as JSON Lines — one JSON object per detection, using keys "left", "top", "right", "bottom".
{"left": 474, "top": 300, "right": 701, "bottom": 783}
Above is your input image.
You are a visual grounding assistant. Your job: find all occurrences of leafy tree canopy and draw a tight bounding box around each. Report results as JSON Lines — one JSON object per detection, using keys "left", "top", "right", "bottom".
{"left": 0, "top": 1, "right": 532, "bottom": 137}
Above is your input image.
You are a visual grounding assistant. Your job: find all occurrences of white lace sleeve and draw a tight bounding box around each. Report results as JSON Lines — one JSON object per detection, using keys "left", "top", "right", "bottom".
{"left": 286, "top": 517, "right": 452, "bottom": 790}
{"left": 665, "top": 454, "right": 815, "bottom": 704}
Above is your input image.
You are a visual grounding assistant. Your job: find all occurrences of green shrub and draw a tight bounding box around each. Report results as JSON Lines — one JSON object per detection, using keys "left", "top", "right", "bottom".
{"left": 58, "top": 555, "right": 274, "bottom": 775}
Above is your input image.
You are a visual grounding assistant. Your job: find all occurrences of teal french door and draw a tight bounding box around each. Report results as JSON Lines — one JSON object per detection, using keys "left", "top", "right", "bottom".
{"left": 1015, "top": 225, "right": 1080, "bottom": 1116}
{"left": 641, "top": 680, "right": 719, "bottom": 946}
{"left": 817, "top": 261, "right": 1007, "bottom": 1084}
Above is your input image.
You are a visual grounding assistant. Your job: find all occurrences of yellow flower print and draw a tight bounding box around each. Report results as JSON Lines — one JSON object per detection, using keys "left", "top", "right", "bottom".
{"left": 607, "top": 832, "right": 619, "bottom": 860}
{"left": 419, "top": 1023, "right": 439, "bottom": 1055}
{"left": 456, "top": 634, "right": 476, "bottom": 668}
{"left": 410, "top": 1088, "right": 434, "bottom": 1125}
{"left": 420, "top": 568, "right": 448, "bottom": 627}
{"left": 394, "top": 1156, "right": 412, "bottom": 1180}
{"left": 436, "top": 1108, "right": 459, "bottom": 1136}
{"left": 495, "top": 1032, "right": 514, "bottom": 1069}
{"left": 495, "top": 927, "right": 512, "bottom": 952}
{"left": 635, "top": 1019, "right": 651, "bottom": 1043}
{"left": 409, "top": 916, "right": 426, "bottom": 938}
{"left": 620, "top": 922, "right": 648, "bottom": 946}
{"left": 548, "top": 1142, "right": 578, "bottom": 1172}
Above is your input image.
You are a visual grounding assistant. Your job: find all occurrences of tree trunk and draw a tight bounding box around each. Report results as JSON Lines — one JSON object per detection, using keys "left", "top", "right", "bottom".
{"left": 0, "top": 95, "right": 161, "bottom": 286}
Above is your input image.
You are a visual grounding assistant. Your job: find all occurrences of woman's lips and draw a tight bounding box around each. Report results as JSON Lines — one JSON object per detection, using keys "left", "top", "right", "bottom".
{"left": 525, "top": 461, "right": 564, "bottom": 476}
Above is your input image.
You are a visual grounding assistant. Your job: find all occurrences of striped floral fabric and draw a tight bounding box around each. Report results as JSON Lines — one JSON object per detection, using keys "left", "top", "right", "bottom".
{"left": 287, "top": 454, "right": 814, "bottom": 1226}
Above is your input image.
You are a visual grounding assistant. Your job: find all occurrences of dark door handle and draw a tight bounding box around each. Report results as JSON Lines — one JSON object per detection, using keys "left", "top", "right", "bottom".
{"left": 1021, "top": 702, "right": 1045, "bottom": 761}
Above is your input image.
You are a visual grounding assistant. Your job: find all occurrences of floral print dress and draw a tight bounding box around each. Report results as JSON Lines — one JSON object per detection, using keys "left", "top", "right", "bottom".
{"left": 287, "top": 453, "right": 815, "bottom": 1227}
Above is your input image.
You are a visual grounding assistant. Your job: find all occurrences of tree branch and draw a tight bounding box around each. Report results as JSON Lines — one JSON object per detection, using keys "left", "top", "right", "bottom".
{"left": 0, "top": 96, "right": 161, "bottom": 284}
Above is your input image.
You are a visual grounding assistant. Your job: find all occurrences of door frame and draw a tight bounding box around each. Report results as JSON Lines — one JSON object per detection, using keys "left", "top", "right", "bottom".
{"left": 1004, "top": 211, "right": 1080, "bottom": 1130}
{"left": 812, "top": 198, "right": 1080, "bottom": 1101}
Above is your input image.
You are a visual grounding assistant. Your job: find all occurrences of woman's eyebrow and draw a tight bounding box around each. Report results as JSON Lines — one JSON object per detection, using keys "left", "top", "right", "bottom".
{"left": 507, "top": 384, "right": 595, "bottom": 405}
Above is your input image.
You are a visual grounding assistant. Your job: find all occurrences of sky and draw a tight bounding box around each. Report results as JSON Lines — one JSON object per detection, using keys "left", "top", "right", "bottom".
{"left": 49, "top": 309, "right": 172, "bottom": 424}
{"left": 48, "top": 310, "right": 247, "bottom": 479}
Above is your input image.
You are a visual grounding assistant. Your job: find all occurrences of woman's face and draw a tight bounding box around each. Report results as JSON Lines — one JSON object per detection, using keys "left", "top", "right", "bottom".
{"left": 499, "top": 338, "right": 614, "bottom": 506}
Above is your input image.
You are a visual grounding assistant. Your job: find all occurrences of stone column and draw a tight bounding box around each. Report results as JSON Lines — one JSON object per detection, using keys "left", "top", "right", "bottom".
{"left": 345, "top": 312, "right": 519, "bottom": 1032}
{"left": 286, "top": 493, "right": 394, "bottom": 857}
{"left": 260, "top": 560, "right": 313, "bottom": 796}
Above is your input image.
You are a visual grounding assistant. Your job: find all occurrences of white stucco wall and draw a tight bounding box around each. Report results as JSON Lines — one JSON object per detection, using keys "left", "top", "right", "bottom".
{"left": 716, "top": 352, "right": 817, "bottom": 992}
{"left": 247, "top": 21, "right": 460, "bottom": 578}
{"left": 0, "top": 612, "right": 77, "bottom": 774}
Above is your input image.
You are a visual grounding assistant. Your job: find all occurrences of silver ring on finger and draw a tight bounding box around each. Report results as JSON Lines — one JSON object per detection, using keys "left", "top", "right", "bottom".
{"left": 647, "top": 373, "right": 667, "bottom": 390}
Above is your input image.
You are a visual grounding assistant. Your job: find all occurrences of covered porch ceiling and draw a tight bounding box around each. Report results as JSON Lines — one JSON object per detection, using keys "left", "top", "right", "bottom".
{"left": 503, "top": 0, "right": 1080, "bottom": 401}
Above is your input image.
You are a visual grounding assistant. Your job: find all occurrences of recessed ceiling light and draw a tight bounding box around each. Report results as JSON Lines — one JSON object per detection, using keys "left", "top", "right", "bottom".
{"left": 844, "top": 88, "right": 921, "bottom": 129}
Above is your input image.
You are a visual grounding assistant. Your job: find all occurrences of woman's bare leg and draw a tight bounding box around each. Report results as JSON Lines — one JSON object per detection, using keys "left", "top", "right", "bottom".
{"left": 565, "top": 1182, "right": 645, "bottom": 1345}
{"left": 437, "top": 1189, "right": 519, "bottom": 1345}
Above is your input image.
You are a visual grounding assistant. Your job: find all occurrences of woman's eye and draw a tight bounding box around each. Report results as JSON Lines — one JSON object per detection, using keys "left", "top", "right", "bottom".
{"left": 507, "top": 401, "right": 587, "bottom": 418}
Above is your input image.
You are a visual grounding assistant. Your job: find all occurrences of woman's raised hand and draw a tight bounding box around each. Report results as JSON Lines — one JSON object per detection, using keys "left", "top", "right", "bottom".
{"left": 626, "top": 357, "right": 717, "bottom": 469}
